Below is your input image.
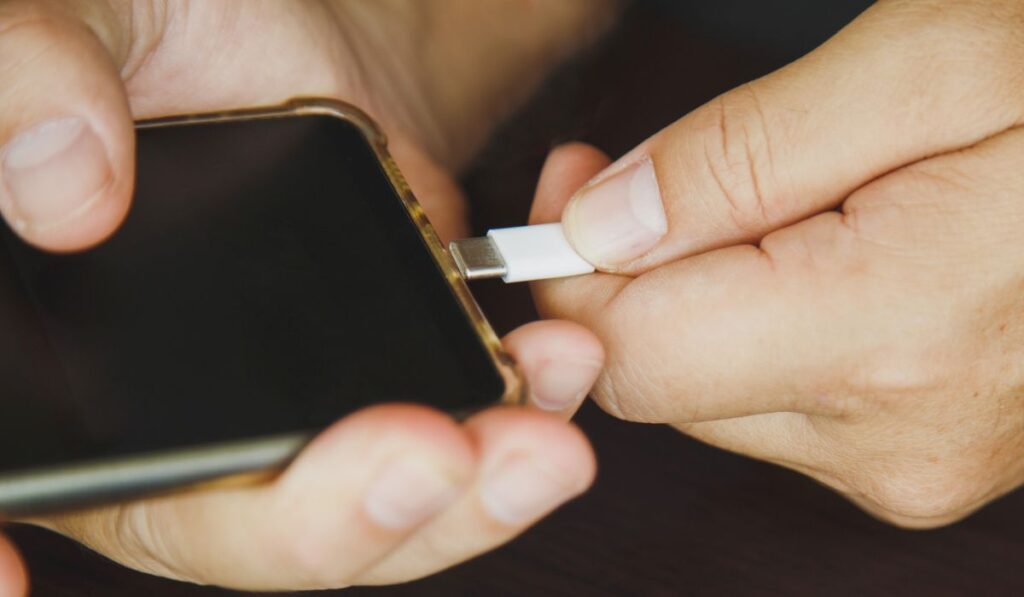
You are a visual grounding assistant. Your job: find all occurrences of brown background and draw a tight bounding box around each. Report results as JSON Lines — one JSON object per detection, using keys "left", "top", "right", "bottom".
{"left": 10, "top": 2, "right": 1024, "bottom": 595}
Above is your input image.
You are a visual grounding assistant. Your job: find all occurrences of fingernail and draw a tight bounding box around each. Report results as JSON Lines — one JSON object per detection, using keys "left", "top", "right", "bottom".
{"left": 480, "top": 454, "right": 583, "bottom": 524}
{"left": 1, "top": 117, "right": 112, "bottom": 231}
{"left": 363, "top": 457, "right": 461, "bottom": 530}
{"left": 531, "top": 359, "right": 601, "bottom": 412}
{"left": 564, "top": 158, "right": 666, "bottom": 268}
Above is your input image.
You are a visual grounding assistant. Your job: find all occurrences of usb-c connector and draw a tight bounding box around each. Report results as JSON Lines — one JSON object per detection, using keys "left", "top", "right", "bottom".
{"left": 449, "top": 223, "right": 595, "bottom": 283}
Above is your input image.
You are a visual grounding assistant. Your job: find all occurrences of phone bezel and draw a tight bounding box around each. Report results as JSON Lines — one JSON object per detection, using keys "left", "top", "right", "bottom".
{"left": 0, "top": 98, "right": 523, "bottom": 518}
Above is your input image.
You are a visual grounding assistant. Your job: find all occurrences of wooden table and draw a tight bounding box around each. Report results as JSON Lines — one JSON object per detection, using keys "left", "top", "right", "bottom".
{"left": 11, "top": 3, "right": 1024, "bottom": 594}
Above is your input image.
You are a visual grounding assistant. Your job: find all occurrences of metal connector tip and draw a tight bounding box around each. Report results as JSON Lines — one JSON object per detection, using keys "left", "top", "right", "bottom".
{"left": 449, "top": 237, "right": 508, "bottom": 280}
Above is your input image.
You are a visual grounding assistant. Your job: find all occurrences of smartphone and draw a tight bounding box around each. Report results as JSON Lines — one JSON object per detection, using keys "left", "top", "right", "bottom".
{"left": 0, "top": 99, "right": 522, "bottom": 517}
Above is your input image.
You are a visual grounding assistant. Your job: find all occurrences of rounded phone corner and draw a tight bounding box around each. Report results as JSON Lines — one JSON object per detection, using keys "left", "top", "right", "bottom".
{"left": 283, "top": 97, "right": 387, "bottom": 147}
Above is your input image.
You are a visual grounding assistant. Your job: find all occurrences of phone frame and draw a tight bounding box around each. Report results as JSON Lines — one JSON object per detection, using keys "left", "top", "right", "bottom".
{"left": 0, "top": 98, "right": 523, "bottom": 518}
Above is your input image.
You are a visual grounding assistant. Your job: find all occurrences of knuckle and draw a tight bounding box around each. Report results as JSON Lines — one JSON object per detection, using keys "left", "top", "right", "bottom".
{"left": 106, "top": 504, "right": 195, "bottom": 582}
{"left": 858, "top": 464, "right": 978, "bottom": 527}
{"left": 843, "top": 165, "right": 981, "bottom": 260}
{"left": 590, "top": 358, "right": 665, "bottom": 423}
{"left": 586, "top": 291, "right": 673, "bottom": 423}
{"left": 853, "top": 163, "right": 975, "bottom": 212}
{"left": 697, "top": 87, "right": 787, "bottom": 236}
{"left": 891, "top": 0, "right": 1024, "bottom": 56}
{"left": 587, "top": 284, "right": 739, "bottom": 424}
{"left": 590, "top": 366, "right": 649, "bottom": 423}
{"left": 881, "top": 1, "right": 1024, "bottom": 117}
{"left": 840, "top": 348, "right": 952, "bottom": 411}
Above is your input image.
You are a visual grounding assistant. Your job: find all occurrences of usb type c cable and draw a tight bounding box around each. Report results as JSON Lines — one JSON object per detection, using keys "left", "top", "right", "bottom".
{"left": 449, "top": 223, "right": 595, "bottom": 283}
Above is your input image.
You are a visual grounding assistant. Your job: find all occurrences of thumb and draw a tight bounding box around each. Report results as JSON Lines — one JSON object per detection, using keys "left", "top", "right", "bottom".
{"left": 561, "top": 1, "right": 1024, "bottom": 272}
{"left": 0, "top": 1, "right": 133, "bottom": 251}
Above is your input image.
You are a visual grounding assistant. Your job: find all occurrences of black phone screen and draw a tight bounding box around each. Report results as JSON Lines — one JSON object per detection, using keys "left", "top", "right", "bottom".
{"left": 0, "top": 114, "right": 506, "bottom": 475}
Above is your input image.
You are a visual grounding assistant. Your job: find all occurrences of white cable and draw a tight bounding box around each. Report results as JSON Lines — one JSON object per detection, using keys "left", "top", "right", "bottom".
{"left": 449, "top": 223, "right": 595, "bottom": 283}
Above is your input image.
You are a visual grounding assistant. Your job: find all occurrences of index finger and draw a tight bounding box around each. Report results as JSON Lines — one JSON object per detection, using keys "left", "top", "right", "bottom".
{"left": 531, "top": 146, "right": 860, "bottom": 423}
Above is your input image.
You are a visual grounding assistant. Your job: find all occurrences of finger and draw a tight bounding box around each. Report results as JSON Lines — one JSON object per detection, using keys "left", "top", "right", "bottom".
{"left": 560, "top": 1, "right": 1024, "bottom": 272}
{"left": 546, "top": 200, "right": 991, "bottom": 424}
{"left": 540, "top": 124, "right": 1024, "bottom": 425}
{"left": 529, "top": 142, "right": 612, "bottom": 224}
{"left": 537, "top": 244, "right": 816, "bottom": 422}
{"left": 0, "top": 532, "right": 26, "bottom": 597}
{"left": 502, "top": 320, "right": 604, "bottom": 416}
{"left": 388, "top": 134, "right": 469, "bottom": 243}
{"left": 536, "top": 181, "right": 883, "bottom": 421}
{"left": 500, "top": 144, "right": 611, "bottom": 417}
{"left": 542, "top": 128, "right": 1024, "bottom": 530}
{"left": 499, "top": 147, "right": 608, "bottom": 420}
{"left": 50, "top": 405, "right": 478, "bottom": 591}
{"left": 356, "top": 406, "right": 595, "bottom": 585}
{"left": 0, "top": 0, "right": 134, "bottom": 251}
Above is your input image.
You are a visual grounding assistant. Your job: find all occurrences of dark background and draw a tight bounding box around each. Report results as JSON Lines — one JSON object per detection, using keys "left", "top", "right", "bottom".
{"left": 13, "top": 1, "right": 1024, "bottom": 595}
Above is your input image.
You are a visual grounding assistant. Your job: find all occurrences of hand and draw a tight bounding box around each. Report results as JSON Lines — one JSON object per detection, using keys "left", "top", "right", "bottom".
{"left": 535, "top": 0, "right": 1024, "bottom": 528}
{"left": 0, "top": 0, "right": 613, "bottom": 592}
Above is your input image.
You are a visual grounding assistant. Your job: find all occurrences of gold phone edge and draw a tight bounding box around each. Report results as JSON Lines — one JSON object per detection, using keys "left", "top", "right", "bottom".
{"left": 137, "top": 98, "right": 524, "bottom": 409}
{"left": 1, "top": 98, "right": 524, "bottom": 520}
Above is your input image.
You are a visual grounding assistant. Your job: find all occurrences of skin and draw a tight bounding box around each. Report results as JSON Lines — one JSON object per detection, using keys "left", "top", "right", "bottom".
{"left": 0, "top": 0, "right": 615, "bottom": 593}
{"left": 8, "top": 0, "right": 1018, "bottom": 591}
{"left": 537, "top": 0, "right": 1024, "bottom": 531}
